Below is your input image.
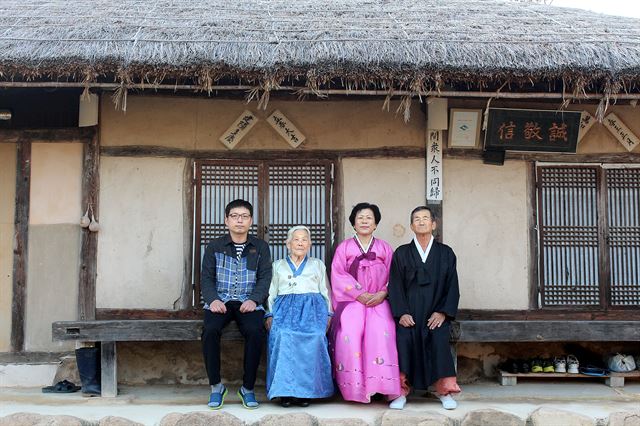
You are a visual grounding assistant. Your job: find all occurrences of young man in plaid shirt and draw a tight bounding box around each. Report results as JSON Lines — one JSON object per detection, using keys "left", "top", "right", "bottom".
{"left": 201, "top": 199, "right": 272, "bottom": 409}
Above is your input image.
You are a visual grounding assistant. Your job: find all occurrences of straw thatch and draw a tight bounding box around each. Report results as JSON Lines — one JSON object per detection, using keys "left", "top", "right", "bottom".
{"left": 1, "top": 0, "right": 639, "bottom": 103}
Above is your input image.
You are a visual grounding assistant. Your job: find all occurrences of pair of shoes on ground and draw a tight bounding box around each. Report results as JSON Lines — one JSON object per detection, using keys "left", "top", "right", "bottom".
{"left": 280, "top": 397, "right": 310, "bottom": 407}
{"left": 500, "top": 359, "right": 530, "bottom": 374}
{"left": 388, "top": 394, "right": 457, "bottom": 410}
{"left": 208, "top": 385, "right": 259, "bottom": 410}
{"left": 554, "top": 355, "right": 580, "bottom": 373}
{"left": 530, "top": 358, "right": 555, "bottom": 373}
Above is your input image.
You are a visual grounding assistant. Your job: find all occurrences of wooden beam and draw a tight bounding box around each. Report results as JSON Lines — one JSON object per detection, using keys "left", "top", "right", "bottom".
{"left": 53, "top": 320, "right": 207, "bottom": 341}
{"left": 100, "top": 145, "right": 425, "bottom": 160}
{"left": 11, "top": 139, "right": 30, "bottom": 352}
{"left": 457, "top": 309, "right": 640, "bottom": 321}
{"left": 444, "top": 148, "right": 640, "bottom": 163}
{"left": 1, "top": 81, "right": 640, "bottom": 100}
{"left": 96, "top": 309, "right": 201, "bottom": 320}
{"left": 53, "top": 319, "right": 640, "bottom": 344}
{"left": 0, "top": 128, "right": 95, "bottom": 144}
{"left": 455, "top": 320, "right": 640, "bottom": 342}
{"left": 77, "top": 127, "right": 100, "bottom": 320}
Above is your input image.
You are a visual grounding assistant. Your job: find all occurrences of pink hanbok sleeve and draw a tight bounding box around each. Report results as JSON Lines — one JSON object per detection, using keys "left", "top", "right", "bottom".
{"left": 330, "top": 240, "right": 366, "bottom": 304}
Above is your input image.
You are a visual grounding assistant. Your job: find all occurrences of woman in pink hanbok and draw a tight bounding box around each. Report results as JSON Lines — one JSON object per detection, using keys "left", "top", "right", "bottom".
{"left": 330, "top": 202, "right": 406, "bottom": 408}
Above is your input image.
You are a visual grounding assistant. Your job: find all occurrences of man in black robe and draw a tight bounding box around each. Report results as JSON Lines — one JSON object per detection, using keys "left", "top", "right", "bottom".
{"left": 388, "top": 206, "right": 460, "bottom": 410}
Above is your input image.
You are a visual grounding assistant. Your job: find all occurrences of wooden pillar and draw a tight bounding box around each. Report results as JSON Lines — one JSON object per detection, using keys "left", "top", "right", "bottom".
{"left": 178, "top": 158, "right": 194, "bottom": 309}
{"left": 78, "top": 127, "right": 100, "bottom": 320}
{"left": 11, "top": 139, "right": 30, "bottom": 352}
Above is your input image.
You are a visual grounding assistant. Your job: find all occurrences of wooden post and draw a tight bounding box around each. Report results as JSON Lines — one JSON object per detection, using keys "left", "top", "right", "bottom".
{"left": 78, "top": 127, "right": 100, "bottom": 320}
{"left": 100, "top": 341, "right": 117, "bottom": 397}
{"left": 10, "top": 139, "right": 30, "bottom": 352}
{"left": 527, "top": 161, "right": 540, "bottom": 309}
{"left": 178, "top": 158, "right": 194, "bottom": 309}
{"left": 605, "top": 376, "right": 624, "bottom": 387}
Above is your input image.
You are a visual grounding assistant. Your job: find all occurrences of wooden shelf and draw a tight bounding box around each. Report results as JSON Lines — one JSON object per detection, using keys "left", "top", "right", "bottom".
{"left": 498, "top": 370, "right": 640, "bottom": 387}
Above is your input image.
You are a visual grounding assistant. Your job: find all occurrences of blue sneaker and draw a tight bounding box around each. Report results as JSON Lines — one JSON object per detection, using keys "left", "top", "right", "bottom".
{"left": 208, "top": 385, "right": 227, "bottom": 409}
{"left": 237, "top": 387, "right": 259, "bottom": 409}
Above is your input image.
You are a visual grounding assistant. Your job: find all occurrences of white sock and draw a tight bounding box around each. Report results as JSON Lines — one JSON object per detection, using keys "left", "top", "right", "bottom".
{"left": 240, "top": 386, "right": 254, "bottom": 395}
{"left": 389, "top": 395, "right": 406, "bottom": 410}
{"left": 211, "top": 383, "right": 223, "bottom": 393}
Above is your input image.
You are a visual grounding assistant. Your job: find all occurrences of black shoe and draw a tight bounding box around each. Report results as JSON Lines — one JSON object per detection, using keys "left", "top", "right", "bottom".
{"left": 295, "top": 398, "right": 310, "bottom": 407}
{"left": 280, "top": 397, "right": 292, "bottom": 407}
{"left": 500, "top": 359, "right": 518, "bottom": 374}
{"left": 519, "top": 359, "right": 530, "bottom": 374}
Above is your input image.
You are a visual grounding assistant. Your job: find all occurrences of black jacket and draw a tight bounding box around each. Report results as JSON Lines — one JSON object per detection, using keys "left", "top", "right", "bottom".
{"left": 200, "top": 234, "right": 272, "bottom": 306}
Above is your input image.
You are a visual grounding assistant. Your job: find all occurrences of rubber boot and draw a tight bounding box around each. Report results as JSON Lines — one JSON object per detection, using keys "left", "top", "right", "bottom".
{"left": 75, "top": 347, "right": 101, "bottom": 396}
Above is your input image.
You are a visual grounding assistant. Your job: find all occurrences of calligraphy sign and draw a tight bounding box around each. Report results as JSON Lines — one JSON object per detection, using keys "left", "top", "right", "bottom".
{"left": 577, "top": 111, "right": 596, "bottom": 144}
{"left": 426, "top": 130, "right": 443, "bottom": 202}
{"left": 267, "top": 110, "right": 306, "bottom": 148}
{"left": 603, "top": 113, "right": 640, "bottom": 152}
{"left": 219, "top": 110, "right": 258, "bottom": 150}
{"left": 485, "top": 108, "right": 581, "bottom": 153}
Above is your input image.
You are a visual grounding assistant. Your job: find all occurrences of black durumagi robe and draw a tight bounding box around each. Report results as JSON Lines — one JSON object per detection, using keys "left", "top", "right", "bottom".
{"left": 388, "top": 239, "right": 460, "bottom": 389}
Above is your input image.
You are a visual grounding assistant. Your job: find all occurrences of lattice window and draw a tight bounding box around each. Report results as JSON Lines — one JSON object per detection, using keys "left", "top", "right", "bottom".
{"left": 537, "top": 165, "right": 640, "bottom": 308}
{"left": 607, "top": 168, "right": 640, "bottom": 306}
{"left": 194, "top": 160, "right": 333, "bottom": 306}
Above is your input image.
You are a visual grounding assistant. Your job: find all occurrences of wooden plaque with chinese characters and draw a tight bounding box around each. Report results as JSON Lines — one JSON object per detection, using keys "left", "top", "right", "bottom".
{"left": 485, "top": 108, "right": 581, "bottom": 153}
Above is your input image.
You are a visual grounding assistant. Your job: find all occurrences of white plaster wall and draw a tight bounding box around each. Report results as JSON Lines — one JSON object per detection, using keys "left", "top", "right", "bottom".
{"left": 30, "top": 143, "right": 83, "bottom": 225}
{"left": 97, "top": 157, "right": 185, "bottom": 308}
{"left": 443, "top": 158, "right": 529, "bottom": 310}
{"left": 341, "top": 158, "right": 426, "bottom": 249}
{"left": 25, "top": 143, "right": 83, "bottom": 351}
{"left": 0, "top": 143, "right": 16, "bottom": 351}
{"left": 25, "top": 225, "right": 80, "bottom": 351}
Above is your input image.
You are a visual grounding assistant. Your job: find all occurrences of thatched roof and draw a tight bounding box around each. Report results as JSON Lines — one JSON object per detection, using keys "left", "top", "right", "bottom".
{"left": 1, "top": 0, "right": 640, "bottom": 99}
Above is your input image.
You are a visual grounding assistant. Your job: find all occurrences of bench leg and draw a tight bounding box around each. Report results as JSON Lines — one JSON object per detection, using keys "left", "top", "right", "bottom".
{"left": 101, "top": 341, "right": 117, "bottom": 397}
{"left": 500, "top": 376, "right": 517, "bottom": 386}
{"left": 605, "top": 376, "right": 624, "bottom": 388}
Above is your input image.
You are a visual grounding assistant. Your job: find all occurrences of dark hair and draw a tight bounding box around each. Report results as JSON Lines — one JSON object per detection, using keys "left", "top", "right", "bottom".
{"left": 349, "top": 202, "right": 382, "bottom": 226}
{"left": 225, "top": 199, "right": 253, "bottom": 217}
{"left": 410, "top": 206, "right": 436, "bottom": 223}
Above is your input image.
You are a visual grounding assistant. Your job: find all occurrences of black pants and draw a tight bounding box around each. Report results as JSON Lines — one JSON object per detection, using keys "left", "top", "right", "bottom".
{"left": 202, "top": 301, "right": 265, "bottom": 389}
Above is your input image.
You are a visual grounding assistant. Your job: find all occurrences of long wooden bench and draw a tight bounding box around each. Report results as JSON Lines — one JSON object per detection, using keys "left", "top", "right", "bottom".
{"left": 52, "top": 320, "right": 640, "bottom": 397}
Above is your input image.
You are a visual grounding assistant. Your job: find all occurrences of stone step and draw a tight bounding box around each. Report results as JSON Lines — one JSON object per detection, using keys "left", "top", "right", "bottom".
{"left": 1, "top": 408, "right": 640, "bottom": 426}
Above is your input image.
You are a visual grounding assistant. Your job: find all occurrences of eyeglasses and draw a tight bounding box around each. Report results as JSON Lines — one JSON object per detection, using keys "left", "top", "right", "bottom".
{"left": 228, "top": 213, "right": 251, "bottom": 221}
{"left": 413, "top": 216, "right": 433, "bottom": 223}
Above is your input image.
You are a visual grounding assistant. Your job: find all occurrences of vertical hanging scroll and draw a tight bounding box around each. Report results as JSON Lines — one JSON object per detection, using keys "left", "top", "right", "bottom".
{"left": 427, "top": 130, "right": 443, "bottom": 202}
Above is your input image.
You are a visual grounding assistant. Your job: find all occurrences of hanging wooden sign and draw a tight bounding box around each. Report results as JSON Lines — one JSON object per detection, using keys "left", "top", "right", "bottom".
{"left": 426, "top": 130, "right": 443, "bottom": 202}
{"left": 219, "top": 110, "right": 258, "bottom": 150}
{"left": 267, "top": 110, "right": 306, "bottom": 148}
{"left": 603, "top": 113, "right": 640, "bottom": 152}
{"left": 577, "top": 111, "right": 596, "bottom": 144}
{"left": 485, "top": 108, "right": 581, "bottom": 153}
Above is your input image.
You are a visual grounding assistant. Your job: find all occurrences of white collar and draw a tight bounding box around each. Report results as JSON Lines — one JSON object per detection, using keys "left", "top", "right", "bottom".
{"left": 413, "top": 235, "right": 434, "bottom": 263}
{"left": 354, "top": 235, "right": 374, "bottom": 253}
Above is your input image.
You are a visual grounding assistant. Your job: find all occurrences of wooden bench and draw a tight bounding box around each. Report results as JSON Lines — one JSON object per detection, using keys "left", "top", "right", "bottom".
{"left": 53, "top": 320, "right": 640, "bottom": 397}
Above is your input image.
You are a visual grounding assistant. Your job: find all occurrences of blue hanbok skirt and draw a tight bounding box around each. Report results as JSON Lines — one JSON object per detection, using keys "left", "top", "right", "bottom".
{"left": 266, "top": 292, "right": 334, "bottom": 399}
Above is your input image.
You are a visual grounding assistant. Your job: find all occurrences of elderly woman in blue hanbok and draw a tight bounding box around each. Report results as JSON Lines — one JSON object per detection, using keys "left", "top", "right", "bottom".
{"left": 264, "top": 225, "right": 334, "bottom": 407}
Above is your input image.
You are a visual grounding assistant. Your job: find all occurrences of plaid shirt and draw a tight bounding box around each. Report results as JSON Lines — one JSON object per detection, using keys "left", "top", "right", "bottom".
{"left": 201, "top": 234, "right": 272, "bottom": 308}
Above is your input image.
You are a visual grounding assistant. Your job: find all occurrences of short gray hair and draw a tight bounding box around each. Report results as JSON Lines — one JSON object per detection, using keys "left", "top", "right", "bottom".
{"left": 286, "top": 225, "right": 312, "bottom": 245}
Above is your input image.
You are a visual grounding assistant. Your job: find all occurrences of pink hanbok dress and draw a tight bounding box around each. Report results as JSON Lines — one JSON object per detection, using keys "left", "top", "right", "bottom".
{"left": 330, "top": 236, "right": 401, "bottom": 403}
